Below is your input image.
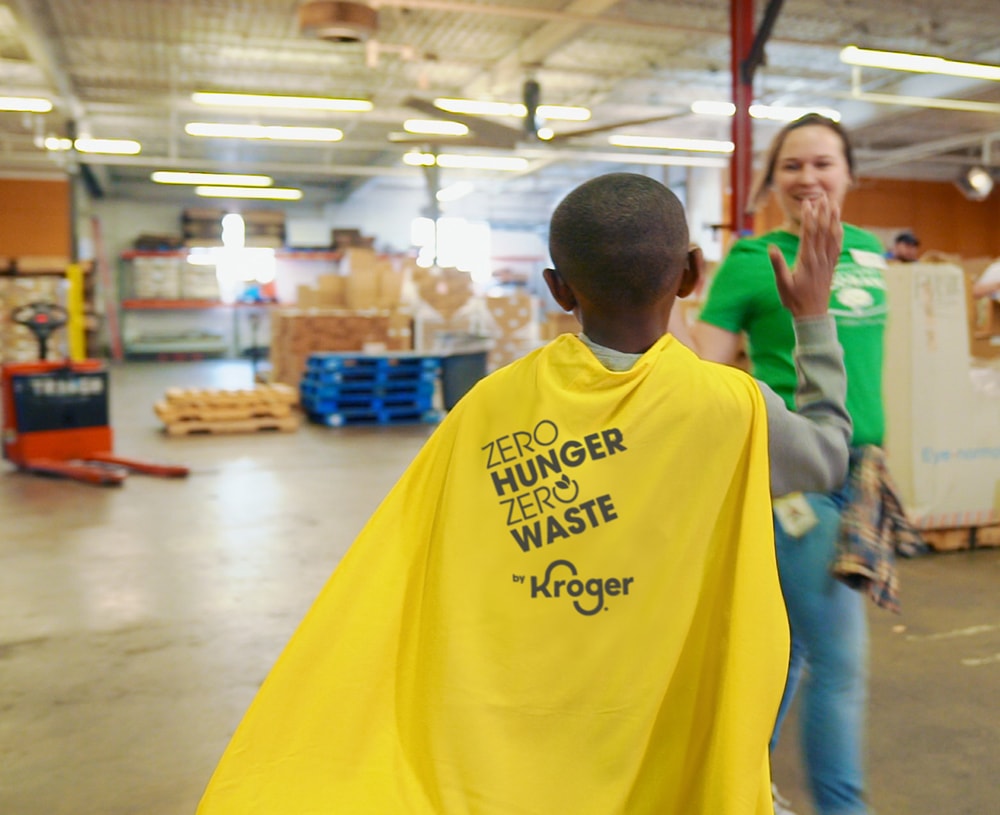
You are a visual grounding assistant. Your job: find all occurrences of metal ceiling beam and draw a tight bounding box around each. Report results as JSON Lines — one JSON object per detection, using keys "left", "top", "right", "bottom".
{"left": 856, "top": 130, "right": 1000, "bottom": 174}
{"left": 374, "top": 0, "right": 712, "bottom": 36}
{"left": 373, "top": 0, "right": 832, "bottom": 49}
{"left": 461, "top": 0, "right": 621, "bottom": 105}
{"left": 7, "top": 0, "right": 84, "bottom": 122}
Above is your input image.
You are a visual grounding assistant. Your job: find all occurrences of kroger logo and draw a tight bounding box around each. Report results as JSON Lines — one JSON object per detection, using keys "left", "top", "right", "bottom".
{"left": 529, "top": 559, "right": 634, "bottom": 616}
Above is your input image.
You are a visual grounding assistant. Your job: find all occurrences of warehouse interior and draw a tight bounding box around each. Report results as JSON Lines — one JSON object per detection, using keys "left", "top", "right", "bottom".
{"left": 1, "top": 2, "right": 999, "bottom": 814}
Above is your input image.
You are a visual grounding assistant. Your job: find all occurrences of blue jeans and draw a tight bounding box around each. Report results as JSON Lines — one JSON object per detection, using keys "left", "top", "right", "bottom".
{"left": 770, "top": 491, "right": 870, "bottom": 815}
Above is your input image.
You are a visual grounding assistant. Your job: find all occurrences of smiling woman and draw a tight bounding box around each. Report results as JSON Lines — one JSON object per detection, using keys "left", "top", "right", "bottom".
{"left": 677, "top": 113, "right": 889, "bottom": 815}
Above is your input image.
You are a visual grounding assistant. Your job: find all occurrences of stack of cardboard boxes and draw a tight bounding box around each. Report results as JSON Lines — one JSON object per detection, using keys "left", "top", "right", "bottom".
{"left": 483, "top": 293, "right": 539, "bottom": 370}
{"left": 181, "top": 208, "right": 286, "bottom": 249}
{"left": 130, "top": 255, "right": 182, "bottom": 299}
{"left": 269, "top": 249, "right": 596, "bottom": 385}
{"left": 0, "top": 256, "right": 92, "bottom": 363}
{"left": 0, "top": 273, "right": 63, "bottom": 362}
{"left": 960, "top": 257, "right": 1000, "bottom": 360}
{"left": 243, "top": 210, "right": 286, "bottom": 249}
{"left": 268, "top": 244, "right": 591, "bottom": 386}
{"left": 181, "top": 208, "right": 224, "bottom": 247}
{"left": 269, "top": 248, "right": 412, "bottom": 386}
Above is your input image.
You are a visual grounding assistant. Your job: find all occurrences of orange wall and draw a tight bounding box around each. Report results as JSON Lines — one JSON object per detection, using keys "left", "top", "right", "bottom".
{"left": 0, "top": 178, "right": 71, "bottom": 257}
{"left": 754, "top": 177, "right": 1000, "bottom": 258}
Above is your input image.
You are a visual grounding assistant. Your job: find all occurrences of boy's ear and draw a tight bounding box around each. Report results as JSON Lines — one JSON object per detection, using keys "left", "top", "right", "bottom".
{"left": 543, "top": 267, "right": 578, "bottom": 312}
{"left": 676, "top": 244, "right": 705, "bottom": 299}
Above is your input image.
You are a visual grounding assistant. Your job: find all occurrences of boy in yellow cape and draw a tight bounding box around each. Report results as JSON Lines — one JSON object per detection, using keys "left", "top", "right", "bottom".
{"left": 197, "top": 173, "right": 850, "bottom": 814}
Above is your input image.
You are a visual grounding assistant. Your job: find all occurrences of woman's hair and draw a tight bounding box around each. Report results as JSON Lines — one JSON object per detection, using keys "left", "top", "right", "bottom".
{"left": 548, "top": 172, "right": 688, "bottom": 309}
{"left": 750, "top": 113, "right": 855, "bottom": 211}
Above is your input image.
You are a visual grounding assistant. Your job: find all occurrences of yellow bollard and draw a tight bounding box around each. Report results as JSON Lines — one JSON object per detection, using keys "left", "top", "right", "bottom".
{"left": 66, "top": 263, "right": 86, "bottom": 361}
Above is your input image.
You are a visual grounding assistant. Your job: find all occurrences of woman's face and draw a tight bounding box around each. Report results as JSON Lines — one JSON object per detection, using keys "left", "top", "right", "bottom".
{"left": 772, "top": 124, "right": 852, "bottom": 232}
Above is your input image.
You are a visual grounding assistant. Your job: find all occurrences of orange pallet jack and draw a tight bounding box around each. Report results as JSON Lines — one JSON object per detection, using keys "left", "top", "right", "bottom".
{"left": 1, "top": 302, "right": 189, "bottom": 486}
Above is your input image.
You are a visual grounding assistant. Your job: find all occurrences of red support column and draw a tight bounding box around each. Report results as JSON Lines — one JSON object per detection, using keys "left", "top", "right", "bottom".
{"left": 731, "top": 0, "right": 755, "bottom": 235}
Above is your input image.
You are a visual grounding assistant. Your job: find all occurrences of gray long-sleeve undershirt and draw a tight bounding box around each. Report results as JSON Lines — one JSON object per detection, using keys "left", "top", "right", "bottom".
{"left": 580, "top": 316, "right": 852, "bottom": 497}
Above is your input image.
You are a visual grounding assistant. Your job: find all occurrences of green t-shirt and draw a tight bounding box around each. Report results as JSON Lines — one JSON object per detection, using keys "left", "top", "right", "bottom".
{"left": 698, "top": 223, "right": 886, "bottom": 445}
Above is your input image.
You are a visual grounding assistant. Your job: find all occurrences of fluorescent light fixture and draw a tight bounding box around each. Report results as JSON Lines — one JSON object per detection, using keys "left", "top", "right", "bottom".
{"left": 434, "top": 98, "right": 519, "bottom": 117}
{"left": 185, "top": 122, "right": 343, "bottom": 141}
{"left": 840, "top": 46, "right": 1000, "bottom": 81}
{"left": 403, "top": 119, "right": 469, "bottom": 136}
{"left": 152, "top": 171, "right": 273, "bottom": 187}
{"left": 403, "top": 152, "right": 529, "bottom": 171}
{"left": 691, "top": 100, "right": 841, "bottom": 122}
{"left": 191, "top": 92, "right": 373, "bottom": 112}
{"left": 403, "top": 152, "right": 436, "bottom": 167}
{"left": 537, "top": 105, "right": 591, "bottom": 122}
{"left": 836, "top": 90, "right": 1000, "bottom": 114}
{"left": 0, "top": 96, "right": 53, "bottom": 113}
{"left": 42, "top": 135, "right": 143, "bottom": 155}
{"left": 436, "top": 182, "right": 475, "bottom": 202}
{"left": 433, "top": 98, "right": 591, "bottom": 122}
{"left": 609, "top": 135, "right": 734, "bottom": 153}
{"left": 195, "top": 185, "right": 303, "bottom": 200}
{"left": 72, "top": 138, "right": 141, "bottom": 154}
{"left": 691, "top": 100, "right": 738, "bottom": 116}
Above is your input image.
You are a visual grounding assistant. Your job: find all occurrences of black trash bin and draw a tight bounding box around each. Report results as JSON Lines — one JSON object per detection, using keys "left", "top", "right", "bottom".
{"left": 436, "top": 334, "right": 492, "bottom": 410}
{"left": 440, "top": 350, "right": 489, "bottom": 410}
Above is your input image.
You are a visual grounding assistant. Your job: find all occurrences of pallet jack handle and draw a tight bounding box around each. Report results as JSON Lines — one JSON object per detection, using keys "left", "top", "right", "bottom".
{"left": 11, "top": 302, "right": 69, "bottom": 360}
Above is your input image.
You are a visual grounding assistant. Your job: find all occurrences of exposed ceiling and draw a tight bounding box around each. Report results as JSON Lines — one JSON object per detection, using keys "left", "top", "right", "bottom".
{"left": 1, "top": 0, "right": 999, "bottom": 224}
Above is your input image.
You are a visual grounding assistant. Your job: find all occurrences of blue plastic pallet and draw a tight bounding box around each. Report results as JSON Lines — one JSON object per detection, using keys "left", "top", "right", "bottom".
{"left": 303, "top": 367, "right": 439, "bottom": 387}
{"left": 299, "top": 377, "right": 436, "bottom": 401}
{"left": 301, "top": 392, "right": 435, "bottom": 415}
{"left": 307, "top": 405, "right": 443, "bottom": 427}
{"left": 306, "top": 354, "right": 441, "bottom": 376}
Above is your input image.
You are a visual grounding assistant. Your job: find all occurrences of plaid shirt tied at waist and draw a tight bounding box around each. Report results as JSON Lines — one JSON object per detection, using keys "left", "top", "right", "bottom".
{"left": 833, "top": 445, "right": 926, "bottom": 613}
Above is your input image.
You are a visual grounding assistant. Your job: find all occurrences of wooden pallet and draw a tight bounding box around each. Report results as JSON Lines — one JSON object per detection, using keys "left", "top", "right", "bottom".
{"left": 921, "top": 524, "right": 1000, "bottom": 552}
{"left": 155, "top": 403, "right": 294, "bottom": 423}
{"left": 155, "top": 383, "right": 301, "bottom": 435}
{"left": 162, "top": 414, "right": 301, "bottom": 437}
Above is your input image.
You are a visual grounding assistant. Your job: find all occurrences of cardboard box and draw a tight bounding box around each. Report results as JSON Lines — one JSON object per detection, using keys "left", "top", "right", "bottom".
{"left": 413, "top": 266, "right": 474, "bottom": 319}
{"left": 180, "top": 263, "right": 220, "bottom": 299}
{"left": 332, "top": 228, "right": 375, "bottom": 250}
{"left": 883, "top": 263, "right": 1000, "bottom": 529}
{"left": 960, "top": 258, "right": 1000, "bottom": 359}
{"left": 268, "top": 308, "right": 412, "bottom": 385}
{"left": 10, "top": 255, "right": 71, "bottom": 274}
{"left": 131, "top": 255, "right": 182, "bottom": 299}
{"left": 316, "top": 274, "right": 346, "bottom": 307}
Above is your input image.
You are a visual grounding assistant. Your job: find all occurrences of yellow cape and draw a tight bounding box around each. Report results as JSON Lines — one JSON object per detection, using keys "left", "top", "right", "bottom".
{"left": 198, "top": 334, "right": 788, "bottom": 815}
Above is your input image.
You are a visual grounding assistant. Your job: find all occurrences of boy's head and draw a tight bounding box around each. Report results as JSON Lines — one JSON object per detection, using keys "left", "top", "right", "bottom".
{"left": 547, "top": 173, "right": 692, "bottom": 311}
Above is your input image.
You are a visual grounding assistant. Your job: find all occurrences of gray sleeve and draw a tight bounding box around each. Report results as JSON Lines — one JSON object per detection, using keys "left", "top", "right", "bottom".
{"left": 761, "top": 316, "right": 852, "bottom": 497}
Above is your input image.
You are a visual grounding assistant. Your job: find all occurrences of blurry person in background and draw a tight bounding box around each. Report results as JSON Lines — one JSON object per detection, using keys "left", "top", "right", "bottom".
{"left": 889, "top": 231, "right": 920, "bottom": 262}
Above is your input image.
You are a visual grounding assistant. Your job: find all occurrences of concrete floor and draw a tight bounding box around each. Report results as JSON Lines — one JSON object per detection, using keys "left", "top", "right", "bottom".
{"left": 1, "top": 360, "right": 997, "bottom": 815}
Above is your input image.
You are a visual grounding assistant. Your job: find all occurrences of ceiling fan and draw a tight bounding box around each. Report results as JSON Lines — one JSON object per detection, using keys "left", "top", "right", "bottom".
{"left": 395, "top": 80, "right": 691, "bottom": 151}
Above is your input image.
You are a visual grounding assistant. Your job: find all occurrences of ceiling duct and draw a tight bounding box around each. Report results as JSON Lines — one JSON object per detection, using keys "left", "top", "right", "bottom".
{"left": 298, "top": 1, "right": 378, "bottom": 43}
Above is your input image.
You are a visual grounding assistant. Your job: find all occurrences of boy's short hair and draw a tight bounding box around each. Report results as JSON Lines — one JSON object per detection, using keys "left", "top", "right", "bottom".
{"left": 548, "top": 172, "right": 689, "bottom": 308}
